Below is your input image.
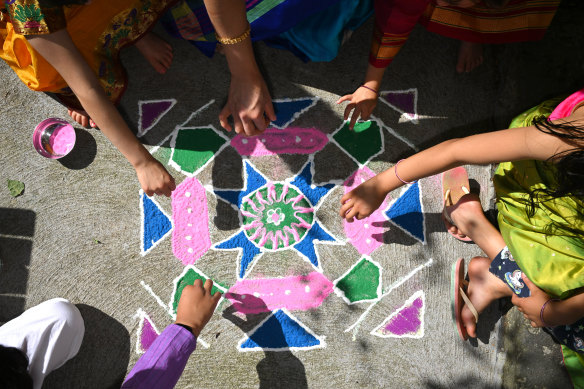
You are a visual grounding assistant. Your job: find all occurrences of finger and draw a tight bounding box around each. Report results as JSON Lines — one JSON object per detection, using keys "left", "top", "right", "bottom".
{"left": 339, "top": 202, "right": 353, "bottom": 218}
{"left": 168, "top": 177, "right": 176, "bottom": 192}
{"left": 349, "top": 107, "right": 361, "bottom": 130}
{"left": 161, "top": 186, "right": 171, "bottom": 197}
{"left": 252, "top": 114, "right": 268, "bottom": 133}
{"left": 233, "top": 115, "right": 245, "bottom": 135}
{"left": 241, "top": 118, "right": 257, "bottom": 137}
{"left": 193, "top": 278, "right": 203, "bottom": 288}
{"left": 340, "top": 192, "right": 352, "bottom": 204}
{"left": 530, "top": 321, "right": 537, "bottom": 327}
{"left": 336, "top": 94, "right": 353, "bottom": 104}
{"left": 144, "top": 189, "right": 154, "bottom": 197}
{"left": 219, "top": 107, "right": 232, "bottom": 132}
{"left": 212, "top": 291, "right": 222, "bottom": 302}
{"left": 265, "top": 101, "right": 277, "bottom": 122}
{"left": 345, "top": 207, "right": 358, "bottom": 222}
{"left": 204, "top": 278, "right": 213, "bottom": 294}
{"left": 343, "top": 103, "right": 356, "bottom": 121}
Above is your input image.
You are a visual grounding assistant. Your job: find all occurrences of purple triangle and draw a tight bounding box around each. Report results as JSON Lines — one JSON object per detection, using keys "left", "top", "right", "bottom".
{"left": 140, "top": 315, "right": 159, "bottom": 351}
{"left": 140, "top": 100, "right": 175, "bottom": 135}
{"left": 383, "top": 296, "right": 423, "bottom": 336}
{"left": 381, "top": 90, "right": 416, "bottom": 115}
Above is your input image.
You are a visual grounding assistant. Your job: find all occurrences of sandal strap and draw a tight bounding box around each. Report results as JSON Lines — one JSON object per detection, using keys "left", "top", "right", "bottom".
{"left": 459, "top": 287, "right": 479, "bottom": 323}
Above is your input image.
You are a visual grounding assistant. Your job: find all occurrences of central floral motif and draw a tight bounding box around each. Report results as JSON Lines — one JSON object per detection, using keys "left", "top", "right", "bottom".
{"left": 241, "top": 183, "right": 314, "bottom": 251}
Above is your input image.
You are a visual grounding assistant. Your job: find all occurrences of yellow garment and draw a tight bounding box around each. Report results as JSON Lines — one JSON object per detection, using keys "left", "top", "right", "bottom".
{"left": 1, "top": 0, "right": 175, "bottom": 104}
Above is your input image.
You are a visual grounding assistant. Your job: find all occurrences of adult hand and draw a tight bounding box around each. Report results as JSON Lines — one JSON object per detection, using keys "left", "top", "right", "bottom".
{"left": 511, "top": 274, "right": 552, "bottom": 328}
{"left": 219, "top": 73, "right": 276, "bottom": 137}
{"left": 135, "top": 158, "right": 176, "bottom": 197}
{"left": 176, "top": 279, "right": 222, "bottom": 337}
{"left": 340, "top": 175, "right": 387, "bottom": 222}
{"left": 336, "top": 86, "right": 378, "bottom": 130}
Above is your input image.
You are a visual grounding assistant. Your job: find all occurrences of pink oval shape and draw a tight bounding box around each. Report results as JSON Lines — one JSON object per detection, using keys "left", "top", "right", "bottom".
{"left": 231, "top": 128, "right": 328, "bottom": 156}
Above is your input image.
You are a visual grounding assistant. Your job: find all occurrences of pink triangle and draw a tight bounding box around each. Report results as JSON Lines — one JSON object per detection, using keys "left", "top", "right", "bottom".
{"left": 140, "top": 315, "right": 159, "bottom": 352}
{"left": 139, "top": 100, "right": 176, "bottom": 136}
{"left": 381, "top": 90, "right": 416, "bottom": 116}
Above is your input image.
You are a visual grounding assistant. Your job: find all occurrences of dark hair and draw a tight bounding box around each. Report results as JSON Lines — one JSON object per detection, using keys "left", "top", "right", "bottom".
{"left": 526, "top": 117, "right": 584, "bottom": 237}
{"left": 0, "top": 345, "right": 33, "bottom": 389}
{"left": 440, "top": 0, "right": 510, "bottom": 8}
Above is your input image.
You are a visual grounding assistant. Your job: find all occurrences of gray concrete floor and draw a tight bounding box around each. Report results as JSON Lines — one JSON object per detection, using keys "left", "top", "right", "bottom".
{"left": 1, "top": 1, "right": 583, "bottom": 388}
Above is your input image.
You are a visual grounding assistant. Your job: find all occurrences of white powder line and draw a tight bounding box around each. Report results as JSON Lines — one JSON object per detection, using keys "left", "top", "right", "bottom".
{"left": 149, "top": 99, "right": 216, "bottom": 155}
{"left": 372, "top": 115, "right": 419, "bottom": 152}
{"left": 140, "top": 280, "right": 175, "bottom": 319}
{"left": 344, "top": 257, "right": 433, "bottom": 338}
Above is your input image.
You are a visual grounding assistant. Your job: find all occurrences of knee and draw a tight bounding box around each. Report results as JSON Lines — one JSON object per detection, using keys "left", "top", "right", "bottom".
{"left": 42, "top": 298, "right": 85, "bottom": 341}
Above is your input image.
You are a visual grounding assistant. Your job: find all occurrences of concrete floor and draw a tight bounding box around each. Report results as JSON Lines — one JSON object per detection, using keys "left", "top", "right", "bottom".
{"left": 1, "top": 1, "right": 583, "bottom": 388}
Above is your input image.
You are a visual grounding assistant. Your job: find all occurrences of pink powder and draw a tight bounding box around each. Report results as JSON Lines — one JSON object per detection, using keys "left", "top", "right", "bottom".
{"left": 49, "top": 126, "right": 76, "bottom": 156}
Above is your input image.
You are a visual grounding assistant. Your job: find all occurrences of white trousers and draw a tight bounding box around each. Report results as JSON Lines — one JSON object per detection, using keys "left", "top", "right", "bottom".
{"left": 0, "top": 298, "right": 85, "bottom": 389}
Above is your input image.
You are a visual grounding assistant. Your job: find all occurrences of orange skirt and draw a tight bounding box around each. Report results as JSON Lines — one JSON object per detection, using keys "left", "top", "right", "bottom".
{"left": 0, "top": 0, "right": 176, "bottom": 107}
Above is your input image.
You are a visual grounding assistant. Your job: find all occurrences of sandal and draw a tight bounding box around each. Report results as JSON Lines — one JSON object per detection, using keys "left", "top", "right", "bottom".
{"left": 442, "top": 167, "right": 472, "bottom": 242}
{"left": 451, "top": 258, "right": 479, "bottom": 341}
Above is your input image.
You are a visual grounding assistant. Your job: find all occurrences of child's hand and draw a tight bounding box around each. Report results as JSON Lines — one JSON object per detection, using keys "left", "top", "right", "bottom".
{"left": 336, "top": 86, "right": 378, "bottom": 130}
{"left": 340, "top": 176, "right": 387, "bottom": 222}
{"left": 511, "top": 274, "right": 553, "bottom": 327}
{"left": 135, "top": 158, "right": 176, "bottom": 197}
{"left": 175, "top": 279, "right": 222, "bottom": 337}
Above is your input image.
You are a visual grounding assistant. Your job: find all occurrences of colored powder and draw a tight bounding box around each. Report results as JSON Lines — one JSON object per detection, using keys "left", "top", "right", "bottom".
{"left": 383, "top": 296, "right": 423, "bottom": 336}
{"left": 335, "top": 257, "right": 381, "bottom": 303}
{"left": 49, "top": 126, "right": 75, "bottom": 156}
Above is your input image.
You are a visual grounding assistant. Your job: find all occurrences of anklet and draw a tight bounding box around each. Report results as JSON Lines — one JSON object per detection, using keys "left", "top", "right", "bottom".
{"left": 394, "top": 159, "right": 417, "bottom": 185}
{"left": 216, "top": 24, "right": 251, "bottom": 45}
{"left": 539, "top": 298, "right": 560, "bottom": 327}
{"left": 360, "top": 84, "right": 379, "bottom": 96}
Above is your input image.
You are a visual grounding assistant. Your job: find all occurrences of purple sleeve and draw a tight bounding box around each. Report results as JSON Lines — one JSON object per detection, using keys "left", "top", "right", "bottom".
{"left": 121, "top": 324, "right": 197, "bottom": 388}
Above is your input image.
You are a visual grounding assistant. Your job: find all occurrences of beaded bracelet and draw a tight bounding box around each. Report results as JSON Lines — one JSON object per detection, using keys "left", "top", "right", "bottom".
{"left": 539, "top": 298, "right": 560, "bottom": 327}
{"left": 360, "top": 84, "right": 379, "bottom": 96}
{"left": 394, "top": 159, "right": 417, "bottom": 185}
{"left": 216, "top": 24, "right": 251, "bottom": 45}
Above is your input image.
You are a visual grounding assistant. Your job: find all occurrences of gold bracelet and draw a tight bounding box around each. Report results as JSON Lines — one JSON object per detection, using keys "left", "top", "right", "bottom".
{"left": 215, "top": 24, "right": 251, "bottom": 45}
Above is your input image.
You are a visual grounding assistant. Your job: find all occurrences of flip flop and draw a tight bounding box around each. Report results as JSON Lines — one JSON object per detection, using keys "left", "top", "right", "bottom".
{"left": 442, "top": 167, "right": 473, "bottom": 242}
{"left": 451, "top": 258, "right": 479, "bottom": 341}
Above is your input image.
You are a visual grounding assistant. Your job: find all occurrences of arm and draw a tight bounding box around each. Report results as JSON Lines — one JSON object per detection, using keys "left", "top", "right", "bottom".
{"left": 202, "top": 0, "right": 276, "bottom": 136}
{"left": 122, "top": 279, "right": 221, "bottom": 388}
{"left": 337, "top": 0, "right": 430, "bottom": 129}
{"left": 27, "top": 30, "right": 175, "bottom": 197}
{"left": 340, "top": 120, "right": 579, "bottom": 221}
{"left": 512, "top": 275, "right": 584, "bottom": 327}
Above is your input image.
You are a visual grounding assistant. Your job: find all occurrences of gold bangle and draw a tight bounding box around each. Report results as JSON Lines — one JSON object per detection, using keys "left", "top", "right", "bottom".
{"left": 215, "top": 24, "right": 251, "bottom": 45}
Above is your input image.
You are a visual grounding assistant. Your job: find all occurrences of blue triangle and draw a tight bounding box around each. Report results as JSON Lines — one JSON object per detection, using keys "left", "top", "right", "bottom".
{"left": 215, "top": 231, "right": 262, "bottom": 279}
{"left": 240, "top": 310, "right": 321, "bottom": 350}
{"left": 141, "top": 192, "right": 172, "bottom": 253}
{"left": 290, "top": 162, "right": 334, "bottom": 206}
{"left": 215, "top": 161, "right": 267, "bottom": 208}
{"left": 385, "top": 182, "right": 425, "bottom": 243}
{"left": 294, "top": 221, "right": 336, "bottom": 268}
{"left": 271, "top": 98, "right": 316, "bottom": 128}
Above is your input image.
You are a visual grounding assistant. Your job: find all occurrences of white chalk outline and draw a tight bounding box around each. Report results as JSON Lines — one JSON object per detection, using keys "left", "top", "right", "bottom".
{"left": 333, "top": 256, "right": 383, "bottom": 305}
{"left": 134, "top": 308, "right": 161, "bottom": 354}
{"left": 345, "top": 258, "right": 433, "bottom": 339}
{"left": 139, "top": 190, "right": 174, "bottom": 256}
{"left": 212, "top": 157, "right": 344, "bottom": 280}
{"left": 270, "top": 97, "right": 320, "bottom": 129}
{"left": 138, "top": 99, "right": 177, "bottom": 137}
{"left": 370, "top": 290, "right": 425, "bottom": 339}
{"left": 371, "top": 114, "right": 419, "bottom": 152}
{"left": 168, "top": 124, "right": 231, "bottom": 177}
{"left": 328, "top": 118, "right": 385, "bottom": 168}
{"left": 237, "top": 308, "right": 326, "bottom": 352}
{"left": 378, "top": 88, "right": 419, "bottom": 124}
{"left": 383, "top": 181, "right": 427, "bottom": 245}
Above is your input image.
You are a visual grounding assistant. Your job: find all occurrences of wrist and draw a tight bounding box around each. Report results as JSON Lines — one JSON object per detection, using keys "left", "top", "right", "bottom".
{"left": 174, "top": 321, "right": 203, "bottom": 337}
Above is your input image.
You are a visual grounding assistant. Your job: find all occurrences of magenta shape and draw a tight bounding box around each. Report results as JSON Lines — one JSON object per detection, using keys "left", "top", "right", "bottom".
{"left": 230, "top": 128, "right": 328, "bottom": 156}
{"left": 140, "top": 316, "right": 159, "bottom": 351}
{"left": 140, "top": 100, "right": 174, "bottom": 133}
{"left": 343, "top": 167, "right": 390, "bottom": 255}
{"left": 171, "top": 177, "right": 211, "bottom": 265}
{"left": 382, "top": 90, "right": 415, "bottom": 115}
{"left": 384, "top": 296, "right": 423, "bottom": 336}
{"left": 225, "top": 272, "right": 333, "bottom": 314}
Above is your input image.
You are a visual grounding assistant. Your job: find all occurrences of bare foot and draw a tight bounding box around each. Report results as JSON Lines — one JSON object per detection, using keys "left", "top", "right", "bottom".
{"left": 461, "top": 256, "right": 512, "bottom": 338}
{"left": 68, "top": 108, "right": 96, "bottom": 128}
{"left": 456, "top": 41, "right": 483, "bottom": 73}
{"left": 134, "top": 32, "right": 173, "bottom": 74}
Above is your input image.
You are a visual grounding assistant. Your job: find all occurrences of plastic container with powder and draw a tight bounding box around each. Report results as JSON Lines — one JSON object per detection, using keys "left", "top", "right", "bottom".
{"left": 33, "top": 118, "right": 76, "bottom": 159}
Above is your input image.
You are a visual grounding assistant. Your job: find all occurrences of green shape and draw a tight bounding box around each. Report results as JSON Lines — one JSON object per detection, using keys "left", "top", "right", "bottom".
{"left": 335, "top": 257, "right": 381, "bottom": 303}
{"left": 171, "top": 128, "right": 226, "bottom": 174}
{"left": 242, "top": 183, "right": 314, "bottom": 250}
{"left": 172, "top": 268, "right": 226, "bottom": 314}
{"left": 333, "top": 121, "right": 382, "bottom": 165}
{"left": 152, "top": 146, "right": 172, "bottom": 166}
{"left": 7, "top": 179, "right": 24, "bottom": 197}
